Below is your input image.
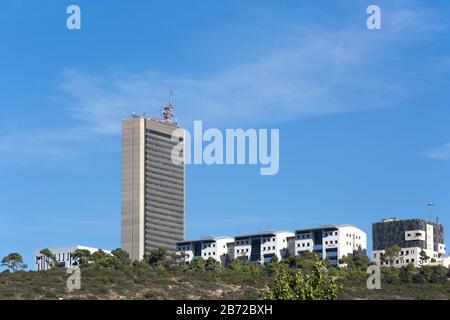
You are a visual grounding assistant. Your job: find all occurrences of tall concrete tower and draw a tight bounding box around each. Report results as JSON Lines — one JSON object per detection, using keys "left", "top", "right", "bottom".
{"left": 121, "top": 101, "right": 185, "bottom": 261}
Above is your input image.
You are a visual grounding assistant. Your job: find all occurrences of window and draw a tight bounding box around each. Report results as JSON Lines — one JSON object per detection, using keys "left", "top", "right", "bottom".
{"left": 325, "top": 241, "right": 328, "bottom": 245}
{"left": 272, "top": 246, "right": 275, "bottom": 250}
{"left": 302, "top": 243, "right": 305, "bottom": 247}
{"left": 335, "top": 240, "right": 338, "bottom": 244}
{"left": 237, "top": 249, "right": 240, "bottom": 253}
{"left": 246, "top": 249, "right": 249, "bottom": 252}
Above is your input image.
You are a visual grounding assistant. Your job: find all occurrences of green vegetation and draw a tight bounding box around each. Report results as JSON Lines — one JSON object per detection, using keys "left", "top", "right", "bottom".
{"left": 263, "top": 260, "right": 340, "bottom": 300}
{"left": 1, "top": 250, "right": 450, "bottom": 300}
{"left": 1, "top": 253, "right": 27, "bottom": 272}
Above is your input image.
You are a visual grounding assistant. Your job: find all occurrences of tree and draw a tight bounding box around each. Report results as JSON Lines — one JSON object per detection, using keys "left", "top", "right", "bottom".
{"left": 339, "top": 252, "right": 369, "bottom": 270}
{"left": 399, "top": 264, "right": 416, "bottom": 283}
{"left": 227, "top": 258, "right": 246, "bottom": 273}
{"left": 382, "top": 245, "right": 401, "bottom": 266}
{"left": 172, "top": 252, "right": 189, "bottom": 267}
{"left": 205, "top": 257, "right": 221, "bottom": 272}
{"left": 189, "top": 257, "right": 206, "bottom": 272}
{"left": 144, "top": 248, "right": 168, "bottom": 267}
{"left": 39, "top": 248, "right": 58, "bottom": 269}
{"left": 72, "top": 249, "right": 93, "bottom": 268}
{"left": 111, "top": 248, "right": 131, "bottom": 266}
{"left": 1, "top": 253, "right": 27, "bottom": 272}
{"left": 263, "top": 260, "right": 340, "bottom": 300}
{"left": 419, "top": 250, "right": 430, "bottom": 265}
{"left": 92, "top": 249, "right": 117, "bottom": 268}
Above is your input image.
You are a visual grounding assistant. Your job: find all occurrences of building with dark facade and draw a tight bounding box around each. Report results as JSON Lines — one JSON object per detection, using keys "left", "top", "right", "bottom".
{"left": 372, "top": 218, "right": 446, "bottom": 267}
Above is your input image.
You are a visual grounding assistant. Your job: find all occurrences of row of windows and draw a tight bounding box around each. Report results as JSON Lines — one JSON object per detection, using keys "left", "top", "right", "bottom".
{"left": 203, "top": 252, "right": 215, "bottom": 257}
{"left": 325, "top": 240, "right": 338, "bottom": 245}
{"left": 145, "top": 156, "right": 184, "bottom": 173}
{"left": 146, "top": 202, "right": 184, "bottom": 215}
{"left": 298, "top": 243, "right": 311, "bottom": 248}
{"left": 236, "top": 248, "right": 249, "bottom": 254}
{"left": 145, "top": 180, "right": 184, "bottom": 193}
{"left": 380, "top": 259, "right": 415, "bottom": 266}
{"left": 146, "top": 165, "right": 184, "bottom": 180}
{"left": 263, "top": 246, "right": 275, "bottom": 251}
{"left": 146, "top": 190, "right": 183, "bottom": 204}
{"left": 146, "top": 195, "right": 184, "bottom": 210}
{"left": 406, "top": 232, "right": 423, "bottom": 237}
{"left": 177, "top": 243, "right": 227, "bottom": 251}
{"left": 346, "top": 233, "right": 362, "bottom": 240}
{"left": 236, "top": 240, "right": 249, "bottom": 245}
{"left": 145, "top": 212, "right": 184, "bottom": 227}
{"left": 36, "top": 252, "right": 72, "bottom": 264}
{"left": 146, "top": 172, "right": 184, "bottom": 188}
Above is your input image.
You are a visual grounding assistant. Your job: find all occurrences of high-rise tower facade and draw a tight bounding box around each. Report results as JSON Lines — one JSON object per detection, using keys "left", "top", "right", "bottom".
{"left": 121, "top": 103, "right": 185, "bottom": 261}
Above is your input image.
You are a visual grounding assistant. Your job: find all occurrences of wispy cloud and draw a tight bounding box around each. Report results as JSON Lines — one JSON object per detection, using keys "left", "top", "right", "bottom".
{"left": 0, "top": 1, "right": 444, "bottom": 161}
{"left": 59, "top": 26, "right": 407, "bottom": 133}
{"left": 424, "top": 143, "right": 450, "bottom": 160}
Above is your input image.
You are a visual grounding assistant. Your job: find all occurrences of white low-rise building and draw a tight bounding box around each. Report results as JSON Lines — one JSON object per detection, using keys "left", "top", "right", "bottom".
{"left": 176, "top": 237, "right": 234, "bottom": 264}
{"left": 233, "top": 231, "right": 294, "bottom": 264}
{"left": 34, "top": 245, "right": 111, "bottom": 271}
{"left": 293, "top": 225, "right": 367, "bottom": 266}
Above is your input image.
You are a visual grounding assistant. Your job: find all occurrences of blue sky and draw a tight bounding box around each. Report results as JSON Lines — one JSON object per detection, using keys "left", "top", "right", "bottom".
{"left": 1, "top": 0, "right": 450, "bottom": 268}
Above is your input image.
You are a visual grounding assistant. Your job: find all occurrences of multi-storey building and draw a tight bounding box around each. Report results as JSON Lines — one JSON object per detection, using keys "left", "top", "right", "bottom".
{"left": 233, "top": 231, "right": 294, "bottom": 264}
{"left": 176, "top": 237, "right": 234, "bottom": 264}
{"left": 121, "top": 102, "right": 185, "bottom": 261}
{"left": 34, "top": 245, "right": 111, "bottom": 271}
{"left": 372, "top": 218, "right": 446, "bottom": 267}
{"left": 293, "top": 225, "right": 367, "bottom": 266}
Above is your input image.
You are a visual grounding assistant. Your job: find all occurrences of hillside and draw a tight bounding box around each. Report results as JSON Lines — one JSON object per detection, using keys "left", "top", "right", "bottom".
{"left": 2, "top": 249, "right": 450, "bottom": 300}
{"left": 1, "top": 265, "right": 450, "bottom": 300}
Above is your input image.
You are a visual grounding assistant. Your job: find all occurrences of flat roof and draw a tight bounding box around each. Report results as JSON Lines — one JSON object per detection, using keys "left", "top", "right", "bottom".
{"left": 294, "top": 224, "right": 358, "bottom": 233}
{"left": 177, "top": 236, "right": 233, "bottom": 245}
{"left": 234, "top": 231, "right": 293, "bottom": 240}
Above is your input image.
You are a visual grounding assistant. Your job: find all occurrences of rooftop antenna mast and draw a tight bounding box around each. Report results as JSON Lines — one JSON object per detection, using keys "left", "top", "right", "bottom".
{"left": 169, "top": 89, "right": 174, "bottom": 106}
{"left": 158, "top": 89, "right": 177, "bottom": 125}
{"left": 427, "top": 202, "right": 435, "bottom": 222}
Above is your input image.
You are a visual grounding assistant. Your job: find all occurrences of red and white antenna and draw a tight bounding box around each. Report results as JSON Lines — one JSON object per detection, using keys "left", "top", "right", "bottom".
{"left": 157, "top": 90, "right": 178, "bottom": 126}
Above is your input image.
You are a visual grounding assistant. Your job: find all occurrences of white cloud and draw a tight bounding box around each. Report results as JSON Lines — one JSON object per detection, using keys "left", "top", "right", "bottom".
{"left": 424, "top": 143, "right": 450, "bottom": 160}
{"left": 59, "top": 27, "right": 408, "bottom": 134}
{"left": 0, "top": 1, "right": 443, "bottom": 161}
